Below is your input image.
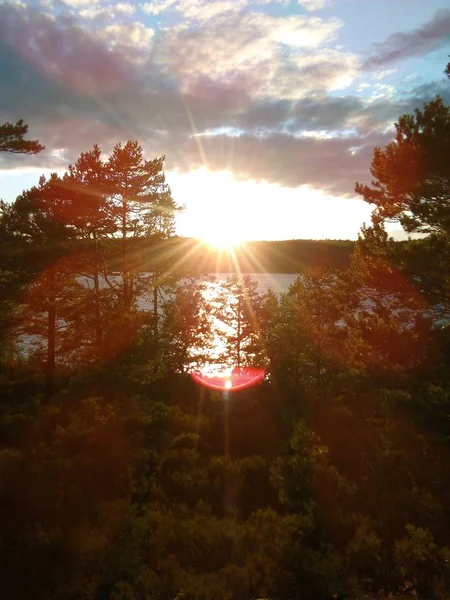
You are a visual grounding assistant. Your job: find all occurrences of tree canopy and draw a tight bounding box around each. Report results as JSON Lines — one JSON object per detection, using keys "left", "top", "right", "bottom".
{"left": 355, "top": 97, "right": 450, "bottom": 236}
{"left": 0, "top": 119, "right": 44, "bottom": 155}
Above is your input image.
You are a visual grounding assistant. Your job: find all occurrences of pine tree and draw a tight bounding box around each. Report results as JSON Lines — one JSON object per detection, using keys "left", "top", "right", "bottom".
{"left": 0, "top": 119, "right": 44, "bottom": 155}
{"left": 63, "top": 145, "right": 116, "bottom": 352}
{"left": 213, "top": 275, "right": 266, "bottom": 369}
{"left": 16, "top": 257, "right": 89, "bottom": 396}
{"left": 355, "top": 97, "right": 450, "bottom": 237}
{"left": 105, "top": 142, "right": 179, "bottom": 331}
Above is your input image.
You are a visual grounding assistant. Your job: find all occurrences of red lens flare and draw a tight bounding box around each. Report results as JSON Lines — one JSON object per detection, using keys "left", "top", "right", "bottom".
{"left": 191, "top": 367, "right": 265, "bottom": 392}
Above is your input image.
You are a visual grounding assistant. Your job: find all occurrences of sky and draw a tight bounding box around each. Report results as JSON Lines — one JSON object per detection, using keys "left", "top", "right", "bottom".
{"left": 0, "top": 0, "right": 449, "bottom": 242}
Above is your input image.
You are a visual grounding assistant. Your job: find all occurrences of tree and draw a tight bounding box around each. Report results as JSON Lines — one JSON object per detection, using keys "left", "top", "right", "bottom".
{"left": 161, "top": 277, "right": 214, "bottom": 373}
{"left": 63, "top": 145, "right": 114, "bottom": 240}
{"left": 0, "top": 119, "right": 44, "bottom": 366}
{"left": 15, "top": 256, "right": 90, "bottom": 396}
{"left": 355, "top": 97, "right": 450, "bottom": 237}
{"left": 266, "top": 269, "right": 344, "bottom": 400}
{"left": 0, "top": 119, "right": 44, "bottom": 155}
{"left": 355, "top": 96, "right": 450, "bottom": 323}
{"left": 0, "top": 175, "right": 78, "bottom": 377}
{"left": 0, "top": 169, "right": 114, "bottom": 388}
{"left": 105, "top": 142, "right": 179, "bottom": 323}
{"left": 341, "top": 248, "right": 432, "bottom": 379}
{"left": 213, "top": 275, "right": 266, "bottom": 369}
{"left": 1, "top": 174, "right": 75, "bottom": 244}
{"left": 63, "top": 145, "right": 116, "bottom": 352}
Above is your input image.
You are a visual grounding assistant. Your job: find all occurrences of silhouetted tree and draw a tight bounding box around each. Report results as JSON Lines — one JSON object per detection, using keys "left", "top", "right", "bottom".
{"left": 105, "top": 142, "right": 179, "bottom": 331}
{"left": 1, "top": 174, "right": 75, "bottom": 244}
{"left": 213, "top": 275, "right": 266, "bottom": 369}
{"left": 266, "top": 269, "right": 344, "bottom": 403}
{"left": 161, "top": 277, "right": 214, "bottom": 372}
{"left": 63, "top": 145, "right": 116, "bottom": 352}
{"left": 355, "top": 97, "right": 450, "bottom": 237}
{"left": 14, "top": 258, "right": 89, "bottom": 396}
{"left": 0, "top": 119, "right": 44, "bottom": 155}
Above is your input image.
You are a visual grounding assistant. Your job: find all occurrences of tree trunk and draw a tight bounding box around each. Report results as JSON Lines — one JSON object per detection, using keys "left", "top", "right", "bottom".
{"left": 153, "top": 271, "right": 159, "bottom": 340}
{"left": 316, "top": 352, "right": 321, "bottom": 390}
{"left": 122, "top": 201, "right": 130, "bottom": 311}
{"left": 93, "top": 231, "right": 102, "bottom": 350}
{"left": 44, "top": 274, "right": 56, "bottom": 397}
{"left": 236, "top": 295, "right": 242, "bottom": 368}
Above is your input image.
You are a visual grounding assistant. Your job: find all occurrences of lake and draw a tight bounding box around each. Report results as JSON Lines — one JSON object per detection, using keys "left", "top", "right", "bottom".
{"left": 84, "top": 272, "right": 301, "bottom": 311}
{"left": 198, "top": 273, "right": 300, "bottom": 295}
{"left": 94, "top": 273, "right": 300, "bottom": 294}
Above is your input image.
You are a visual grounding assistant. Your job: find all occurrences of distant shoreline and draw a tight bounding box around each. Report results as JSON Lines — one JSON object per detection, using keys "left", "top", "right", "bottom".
{"left": 1, "top": 237, "right": 356, "bottom": 276}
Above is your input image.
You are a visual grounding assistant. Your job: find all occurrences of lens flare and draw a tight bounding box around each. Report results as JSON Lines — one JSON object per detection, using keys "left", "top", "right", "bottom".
{"left": 191, "top": 367, "right": 265, "bottom": 392}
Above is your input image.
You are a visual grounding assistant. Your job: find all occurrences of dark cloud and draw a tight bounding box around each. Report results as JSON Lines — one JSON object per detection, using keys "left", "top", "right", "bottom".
{"left": 288, "top": 81, "right": 450, "bottom": 134}
{"left": 363, "top": 9, "right": 450, "bottom": 69}
{"left": 227, "top": 80, "right": 450, "bottom": 139}
{"left": 179, "top": 131, "right": 393, "bottom": 196}
{"left": 406, "top": 80, "right": 450, "bottom": 106}
{"left": 0, "top": 4, "right": 136, "bottom": 96}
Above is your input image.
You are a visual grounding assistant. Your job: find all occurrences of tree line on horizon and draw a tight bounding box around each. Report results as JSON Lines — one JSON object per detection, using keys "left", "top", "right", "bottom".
{"left": 0, "top": 65, "right": 449, "bottom": 599}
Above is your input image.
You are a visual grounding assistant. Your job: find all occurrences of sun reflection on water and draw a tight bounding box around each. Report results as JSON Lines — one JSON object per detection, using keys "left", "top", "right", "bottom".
{"left": 187, "top": 276, "right": 267, "bottom": 392}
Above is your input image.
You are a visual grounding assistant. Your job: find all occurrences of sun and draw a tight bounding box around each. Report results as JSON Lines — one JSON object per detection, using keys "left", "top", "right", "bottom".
{"left": 172, "top": 167, "right": 368, "bottom": 244}
{"left": 201, "top": 227, "right": 244, "bottom": 250}
{"left": 173, "top": 169, "right": 254, "bottom": 247}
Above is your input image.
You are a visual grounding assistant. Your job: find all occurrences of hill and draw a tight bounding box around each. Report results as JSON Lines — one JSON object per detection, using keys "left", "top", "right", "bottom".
{"left": 129, "top": 237, "right": 355, "bottom": 275}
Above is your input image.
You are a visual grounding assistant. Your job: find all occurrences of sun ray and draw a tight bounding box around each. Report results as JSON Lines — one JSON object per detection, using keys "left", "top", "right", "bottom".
{"left": 227, "top": 245, "right": 273, "bottom": 367}
{"left": 239, "top": 243, "right": 281, "bottom": 292}
{"left": 183, "top": 96, "right": 209, "bottom": 170}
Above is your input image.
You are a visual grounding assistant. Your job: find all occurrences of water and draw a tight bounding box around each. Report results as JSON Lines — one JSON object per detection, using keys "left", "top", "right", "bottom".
{"left": 201, "top": 273, "right": 300, "bottom": 295}
{"left": 172, "top": 274, "right": 289, "bottom": 375}
{"left": 10, "top": 272, "right": 293, "bottom": 375}
{"left": 87, "top": 272, "right": 299, "bottom": 294}
{"left": 78, "top": 273, "right": 300, "bottom": 311}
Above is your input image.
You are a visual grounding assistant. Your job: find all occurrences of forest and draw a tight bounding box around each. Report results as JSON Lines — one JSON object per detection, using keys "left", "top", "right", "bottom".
{"left": 0, "top": 81, "right": 450, "bottom": 600}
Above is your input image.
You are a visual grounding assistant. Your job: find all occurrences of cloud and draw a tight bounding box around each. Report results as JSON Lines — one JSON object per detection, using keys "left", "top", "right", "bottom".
{"left": 143, "top": 0, "right": 335, "bottom": 24}
{"left": 260, "top": 49, "right": 358, "bottom": 99}
{"left": 100, "top": 22, "right": 154, "bottom": 63}
{"left": 363, "top": 8, "right": 450, "bottom": 69}
{"left": 141, "top": 0, "right": 245, "bottom": 19}
{"left": 371, "top": 68, "right": 397, "bottom": 80}
{"left": 79, "top": 2, "right": 136, "bottom": 18}
{"left": 179, "top": 130, "right": 393, "bottom": 195}
{"left": 0, "top": 1, "right": 448, "bottom": 198}
{"left": 79, "top": 6, "right": 106, "bottom": 17}
{"left": 141, "top": 0, "right": 249, "bottom": 20}
{"left": 62, "top": 0, "right": 102, "bottom": 6}
{"left": 139, "top": 0, "right": 329, "bottom": 21}
{"left": 141, "top": 0, "right": 177, "bottom": 15}
{"left": 177, "top": 0, "right": 247, "bottom": 21}
{"left": 115, "top": 2, "right": 136, "bottom": 14}
{"left": 0, "top": 4, "right": 138, "bottom": 96}
{"left": 297, "top": 0, "right": 331, "bottom": 11}
{"left": 154, "top": 11, "right": 349, "bottom": 99}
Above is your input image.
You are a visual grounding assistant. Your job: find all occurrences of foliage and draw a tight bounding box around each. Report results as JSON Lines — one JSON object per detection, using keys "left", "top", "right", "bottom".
{"left": 1, "top": 105, "right": 450, "bottom": 599}
{"left": 213, "top": 275, "right": 267, "bottom": 368}
{"left": 0, "top": 118, "right": 44, "bottom": 155}
{"left": 356, "top": 97, "right": 450, "bottom": 236}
